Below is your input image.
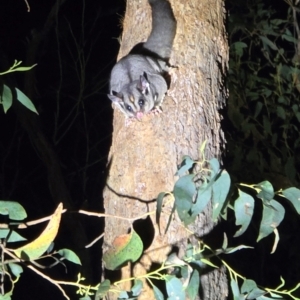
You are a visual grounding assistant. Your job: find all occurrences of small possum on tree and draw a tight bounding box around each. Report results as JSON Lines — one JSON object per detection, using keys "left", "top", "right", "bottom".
{"left": 108, "top": 0, "right": 176, "bottom": 119}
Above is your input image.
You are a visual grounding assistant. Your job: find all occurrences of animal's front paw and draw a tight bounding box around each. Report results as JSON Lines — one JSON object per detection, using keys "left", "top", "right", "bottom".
{"left": 150, "top": 106, "right": 163, "bottom": 115}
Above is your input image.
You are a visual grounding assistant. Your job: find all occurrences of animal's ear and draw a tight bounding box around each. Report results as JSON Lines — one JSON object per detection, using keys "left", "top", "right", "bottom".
{"left": 137, "top": 72, "right": 150, "bottom": 94}
{"left": 108, "top": 91, "right": 123, "bottom": 103}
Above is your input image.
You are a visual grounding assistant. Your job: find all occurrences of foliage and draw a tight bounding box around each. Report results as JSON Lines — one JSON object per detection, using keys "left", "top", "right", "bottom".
{"left": 227, "top": 0, "right": 300, "bottom": 186}
{"left": 2, "top": 148, "right": 300, "bottom": 299}
{"left": 96, "top": 150, "right": 300, "bottom": 299}
{"left": 0, "top": 61, "right": 38, "bottom": 114}
{"left": 0, "top": 201, "right": 97, "bottom": 300}
{"left": 103, "top": 229, "right": 143, "bottom": 270}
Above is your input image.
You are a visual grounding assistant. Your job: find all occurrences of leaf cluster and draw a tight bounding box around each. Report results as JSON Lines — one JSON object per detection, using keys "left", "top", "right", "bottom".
{"left": 227, "top": 0, "right": 300, "bottom": 186}
{"left": 101, "top": 151, "right": 300, "bottom": 299}
{"left": 0, "top": 61, "right": 38, "bottom": 114}
{"left": 0, "top": 201, "right": 86, "bottom": 300}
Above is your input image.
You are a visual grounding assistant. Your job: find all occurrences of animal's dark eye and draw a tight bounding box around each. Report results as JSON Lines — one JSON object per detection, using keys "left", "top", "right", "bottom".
{"left": 138, "top": 99, "right": 145, "bottom": 107}
{"left": 126, "top": 105, "right": 132, "bottom": 111}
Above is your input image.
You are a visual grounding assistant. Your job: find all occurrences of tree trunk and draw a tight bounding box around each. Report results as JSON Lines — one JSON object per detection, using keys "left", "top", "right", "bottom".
{"left": 103, "top": 0, "right": 228, "bottom": 298}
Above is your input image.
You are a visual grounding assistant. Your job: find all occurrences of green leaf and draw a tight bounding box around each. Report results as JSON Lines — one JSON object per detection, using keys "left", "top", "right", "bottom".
{"left": 118, "top": 291, "right": 129, "bottom": 299}
{"left": 179, "top": 265, "right": 189, "bottom": 282}
{"left": 12, "top": 65, "right": 37, "bottom": 72}
{"left": 131, "top": 280, "right": 143, "bottom": 297}
{"left": 47, "top": 242, "right": 54, "bottom": 254}
{"left": 234, "top": 190, "right": 254, "bottom": 237}
{"left": 257, "top": 200, "right": 285, "bottom": 242}
{"left": 200, "top": 258, "right": 218, "bottom": 268}
{"left": 153, "top": 285, "right": 164, "bottom": 300}
{"left": 192, "top": 184, "right": 212, "bottom": 216}
{"left": 0, "top": 292, "right": 12, "bottom": 300}
{"left": 268, "top": 291, "right": 284, "bottom": 298}
{"left": 241, "top": 279, "right": 265, "bottom": 299}
{"left": 259, "top": 35, "right": 278, "bottom": 50}
{"left": 95, "top": 280, "right": 110, "bottom": 300}
{"left": 166, "top": 253, "right": 186, "bottom": 266}
{"left": 276, "top": 106, "right": 286, "bottom": 119}
{"left": 257, "top": 296, "right": 280, "bottom": 300}
{"left": 277, "top": 96, "right": 285, "bottom": 104}
{"left": 15, "top": 88, "right": 38, "bottom": 114}
{"left": 254, "top": 181, "right": 274, "bottom": 202}
{"left": 241, "top": 279, "right": 257, "bottom": 293}
{"left": 248, "top": 288, "right": 266, "bottom": 299}
{"left": 103, "top": 229, "right": 143, "bottom": 270}
{"left": 212, "top": 170, "right": 231, "bottom": 221}
{"left": 271, "top": 19, "right": 287, "bottom": 26}
{"left": 282, "top": 187, "right": 300, "bottom": 214}
{"left": 224, "top": 245, "right": 253, "bottom": 254}
{"left": 176, "top": 156, "right": 195, "bottom": 176}
{"left": 166, "top": 276, "right": 185, "bottom": 300}
{"left": 209, "top": 158, "right": 220, "bottom": 176}
{"left": 0, "top": 229, "right": 27, "bottom": 243}
{"left": 262, "top": 89, "right": 272, "bottom": 97}
{"left": 174, "top": 174, "right": 197, "bottom": 226}
{"left": 232, "top": 41, "right": 248, "bottom": 57}
{"left": 156, "top": 192, "right": 168, "bottom": 233}
{"left": 8, "top": 263, "right": 23, "bottom": 278}
{"left": 186, "top": 270, "right": 200, "bottom": 300}
{"left": 222, "top": 233, "right": 228, "bottom": 250}
{"left": 1, "top": 85, "right": 13, "bottom": 113}
{"left": 0, "top": 201, "right": 27, "bottom": 220}
{"left": 57, "top": 249, "right": 81, "bottom": 265}
{"left": 282, "top": 34, "right": 297, "bottom": 43}
{"left": 14, "top": 203, "right": 63, "bottom": 260}
{"left": 165, "top": 203, "right": 176, "bottom": 234}
{"left": 230, "top": 279, "right": 241, "bottom": 300}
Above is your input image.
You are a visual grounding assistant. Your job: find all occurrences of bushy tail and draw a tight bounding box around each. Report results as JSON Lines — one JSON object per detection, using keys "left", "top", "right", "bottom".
{"left": 144, "top": 0, "right": 176, "bottom": 60}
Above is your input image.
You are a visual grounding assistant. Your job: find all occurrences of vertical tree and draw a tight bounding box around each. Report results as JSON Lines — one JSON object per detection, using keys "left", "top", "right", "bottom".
{"left": 103, "top": 0, "right": 228, "bottom": 299}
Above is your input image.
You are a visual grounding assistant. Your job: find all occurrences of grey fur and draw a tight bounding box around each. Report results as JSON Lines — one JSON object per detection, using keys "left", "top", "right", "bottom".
{"left": 108, "top": 0, "right": 176, "bottom": 119}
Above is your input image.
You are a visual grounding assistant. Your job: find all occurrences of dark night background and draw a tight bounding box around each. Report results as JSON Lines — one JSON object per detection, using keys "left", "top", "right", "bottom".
{"left": 0, "top": 0, "right": 300, "bottom": 299}
{"left": 0, "top": 0, "right": 124, "bottom": 299}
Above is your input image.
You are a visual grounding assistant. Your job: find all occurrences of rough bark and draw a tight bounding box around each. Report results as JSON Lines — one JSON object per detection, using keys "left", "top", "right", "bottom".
{"left": 103, "top": 0, "right": 228, "bottom": 298}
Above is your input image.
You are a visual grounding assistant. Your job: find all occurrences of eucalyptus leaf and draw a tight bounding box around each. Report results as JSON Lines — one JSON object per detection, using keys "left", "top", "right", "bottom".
{"left": 234, "top": 190, "right": 254, "bottom": 237}
{"left": 254, "top": 181, "right": 274, "bottom": 202}
{"left": 166, "top": 276, "right": 185, "bottom": 300}
{"left": 58, "top": 248, "right": 81, "bottom": 265}
{"left": 153, "top": 285, "right": 164, "bottom": 300}
{"left": 0, "top": 229, "right": 27, "bottom": 243}
{"left": 209, "top": 158, "right": 220, "bottom": 176}
{"left": 176, "top": 156, "right": 195, "bottom": 176}
{"left": 257, "top": 200, "right": 285, "bottom": 242}
{"left": 131, "top": 280, "right": 143, "bottom": 297}
{"left": 230, "top": 279, "right": 241, "bottom": 300}
{"left": 282, "top": 187, "right": 300, "bottom": 214}
{"left": 0, "top": 201, "right": 27, "bottom": 220}
{"left": 156, "top": 192, "right": 168, "bottom": 233}
{"left": 212, "top": 170, "right": 231, "bottom": 221}
{"left": 8, "top": 263, "right": 23, "bottom": 278}
{"left": 192, "top": 184, "right": 212, "bottom": 216}
{"left": 186, "top": 270, "right": 200, "bottom": 300}
{"left": 260, "top": 35, "right": 278, "bottom": 50}
{"left": 103, "top": 230, "right": 143, "bottom": 270}
{"left": 174, "top": 174, "right": 197, "bottom": 226}
{"left": 1, "top": 85, "right": 13, "bottom": 113}
{"left": 15, "top": 88, "right": 38, "bottom": 114}
{"left": 95, "top": 280, "right": 110, "bottom": 300}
